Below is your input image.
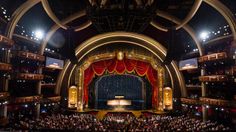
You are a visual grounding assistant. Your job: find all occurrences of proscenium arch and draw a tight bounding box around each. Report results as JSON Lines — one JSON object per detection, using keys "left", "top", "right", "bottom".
{"left": 73, "top": 32, "right": 186, "bottom": 97}
{"left": 57, "top": 41, "right": 174, "bottom": 94}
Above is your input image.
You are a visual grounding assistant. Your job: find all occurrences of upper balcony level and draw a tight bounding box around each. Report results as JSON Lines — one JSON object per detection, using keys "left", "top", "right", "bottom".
{"left": 13, "top": 51, "right": 45, "bottom": 62}
{"left": 0, "top": 62, "right": 12, "bottom": 71}
{"left": 0, "top": 35, "right": 14, "bottom": 47}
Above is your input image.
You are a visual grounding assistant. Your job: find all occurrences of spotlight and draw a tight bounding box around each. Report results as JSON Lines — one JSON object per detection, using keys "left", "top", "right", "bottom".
{"left": 199, "top": 31, "right": 209, "bottom": 40}
{"left": 35, "top": 29, "right": 44, "bottom": 39}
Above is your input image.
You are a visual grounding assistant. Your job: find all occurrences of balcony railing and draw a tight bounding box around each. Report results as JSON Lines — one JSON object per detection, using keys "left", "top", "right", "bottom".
{"left": 180, "top": 98, "right": 200, "bottom": 105}
{"left": 0, "top": 62, "right": 12, "bottom": 71}
{"left": 0, "top": 35, "right": 14, "bottom": 47}
{"left": 14, "top": 95, "right": 42, "bottom": 104}
{"left": 198, "top": 52, "right": 227, "bottom": 63}
{"left": 16, "top": 73, "right": 44, "bottom": 80}
{"left": 15, "top": 51, "right": 45, "bottom": 62}
{"left": 181, "top": 97, "right": 234, "bottom": 107}
{"left": 199, "top": 97, "right": 231, "bottom": 107}
{"left": 41, "top": 83, "right": 56, "bottom": 88}
{"left": 199, "top": 75, "right": 228, "bottom": 82}
{"left": 47, "top": 96, "right": 61, "bottom": 102}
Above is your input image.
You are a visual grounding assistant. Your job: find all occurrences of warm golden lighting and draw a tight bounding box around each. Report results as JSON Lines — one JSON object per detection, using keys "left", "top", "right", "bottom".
{"left": 117, "top": 51, "right": 124, "bottom": 60}
{"left": 107, "top": 99, "right": 131, "bottom": 106}
{"left": 163, "top": 87, "right": 173, "bottom": 110}
{"left": 68, "top": 86, "right": 77, "bottom": 108}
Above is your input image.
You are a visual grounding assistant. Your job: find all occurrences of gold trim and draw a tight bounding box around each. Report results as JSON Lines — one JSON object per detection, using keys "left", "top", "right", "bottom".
{"left": 67, "top": 65, "right": 77, "bottom": 88}
{"left": 55, "top": 60, "right": 71, "bottom": 95}
{"left": 78, "top": 51, "right": 165, "bottom": 110}
{"left": 41, "top": 0, "right": 68, "bottom": 30}
{"left": 175, "top": 0, "right": 203, "bottom": 30}
{"left": 150, "top": 21, "right": 168, "bottom": 32}
{"left": 74, "top": 21, "right": 92, "bottom": 32}
{"left": 74, "top": 32, "right": 186, "bottom": 96}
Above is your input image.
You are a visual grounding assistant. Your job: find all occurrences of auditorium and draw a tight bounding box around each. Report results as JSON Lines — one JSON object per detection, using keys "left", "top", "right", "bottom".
{"left": 0, "top": 0, "right": 235, "bottom": 131}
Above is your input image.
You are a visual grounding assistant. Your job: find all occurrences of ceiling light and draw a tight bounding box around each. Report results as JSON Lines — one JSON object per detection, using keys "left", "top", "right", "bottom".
{"left": 199, "top": 31, "right": 209, "bottom": 40}
{"left": 35, "top": 29, "right": 44, "bottom": 39}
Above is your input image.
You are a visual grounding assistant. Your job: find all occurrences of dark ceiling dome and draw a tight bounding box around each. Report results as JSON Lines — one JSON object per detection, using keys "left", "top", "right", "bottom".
{"left": 86, "top": 0, "right": 157, "bottom": 33}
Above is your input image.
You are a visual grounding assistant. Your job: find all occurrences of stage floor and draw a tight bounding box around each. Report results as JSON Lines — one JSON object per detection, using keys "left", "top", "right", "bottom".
{"left": 70, "top": 109, "right": 166, "bottom": 120}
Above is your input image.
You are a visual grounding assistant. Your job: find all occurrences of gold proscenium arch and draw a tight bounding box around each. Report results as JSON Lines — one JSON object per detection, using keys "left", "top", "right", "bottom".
{"left": 65, "top": 32, "right": 186, "bottom": 97}
{"left": 74, "top": 51, "right": 165, "bottom": 111}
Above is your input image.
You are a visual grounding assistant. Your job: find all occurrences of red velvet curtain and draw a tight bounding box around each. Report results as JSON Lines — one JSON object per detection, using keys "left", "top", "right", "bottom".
{"left": 83, "top": 58, "right": 158, "bottom": 108}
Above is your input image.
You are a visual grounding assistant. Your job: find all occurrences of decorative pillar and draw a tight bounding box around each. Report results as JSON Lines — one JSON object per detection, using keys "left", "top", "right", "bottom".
{"left": 201, "top": 69, "right": 207, "bottom": 122}
{"left": 158, "top": 68, "right": 164, "bottom": 111}
{"left": 36, "top": 68, "right": 42, "bottom": 119}
{"left": 77, "top": 67, "right": 84, "bottom": 111}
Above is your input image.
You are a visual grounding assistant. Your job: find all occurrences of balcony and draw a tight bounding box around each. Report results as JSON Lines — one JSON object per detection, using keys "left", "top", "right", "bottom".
{"left": 47, "top": 96, "right": 61, "bottom": 102}
{"left": 180, "top": 98, "right": 200, "bottom": 105}
{"left": 0, "top": 62, "right": 12, "bottom": 71}
{"left": 198, "top": 52, "right": 227, "bottom": 63}
{"left": 14, "top": 95, "right": 42, "bottom": 104}
{"left": 199, "top": 97, "right": 231, "bottom": 107}
{"left": 16, "top": 73, "right": 44, "bottom": 80}
{"left": 14, "top": 51, "right": 45, "bottom": 62}
{"left": 199, "top": 75, "right": 228, "bottom": 82}
{"left": 0, "top": 92, "right": 10, "bottom": 100}
{"left": 0, "top": 35, "right": 14, "bottom": 47}
{"left": 41, "top": 83, "right": 56, "bottom": 88}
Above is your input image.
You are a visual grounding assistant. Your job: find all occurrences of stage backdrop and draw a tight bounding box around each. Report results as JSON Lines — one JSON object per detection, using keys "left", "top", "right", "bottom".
{"left": 83, "top": 58, "right": 158, "bottom": 108}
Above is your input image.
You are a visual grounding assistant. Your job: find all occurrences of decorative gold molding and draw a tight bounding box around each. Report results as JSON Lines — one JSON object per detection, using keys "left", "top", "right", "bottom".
{"left": 41, "top": 0, "right": 68, "bottom": 30}
{"left": 74, "top": 21, "right": 92, "bottom": 32}
{"left": 77, "top": 51, "right": 165, "bottom": 110}
{"left": 150, "top": 21, "right": 168, "bottom": 32}
{"left": 73, "top": 32, "right": 186, "bottom": 96}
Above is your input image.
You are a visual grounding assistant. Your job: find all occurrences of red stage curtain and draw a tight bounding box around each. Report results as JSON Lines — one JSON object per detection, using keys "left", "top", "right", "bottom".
{"left": 135, "top": 61, "right": 149, "bottom": 76}
{"left": 124, "top": 58, "right": 137, "bottom": 72}
{"left": 83, "top": 66, "right": 94, "bottom": 104}
{"left": 105, "top": 59, "right": 116, "bottom": 73}
{"left": 92, "top": 61, "right": 106, "bottom": 75}
{"left": 116, "top": 60, "right": 126, "bottom": 74}
{"left": 83, "top": 58, "right": 159, "bottom": 108}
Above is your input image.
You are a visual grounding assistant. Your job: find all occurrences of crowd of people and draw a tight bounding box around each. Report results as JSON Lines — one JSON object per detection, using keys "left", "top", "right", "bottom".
{"left": 5, "top": 112, "right": 233, "bottom": 131}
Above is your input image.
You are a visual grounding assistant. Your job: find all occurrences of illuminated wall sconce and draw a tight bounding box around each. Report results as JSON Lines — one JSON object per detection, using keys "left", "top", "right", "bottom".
{"left": 163, "top": 87, "right": 173, "bottom": 110}
{"left": 68, "top": 86, "right": 77, "bottom": 109}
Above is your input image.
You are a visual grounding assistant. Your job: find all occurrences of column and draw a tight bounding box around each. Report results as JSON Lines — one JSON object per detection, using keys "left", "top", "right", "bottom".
{"left": 157, "top": 68, "right": 164, "bottom": 111}
{"left": 77, "top": 67, "right": 84, "bottom": 111}
{"left": 201, "top": 69, "right": 207, "bottom": 122}
{"left": 36, "top": 68, "right": 42, "bottom": 119}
